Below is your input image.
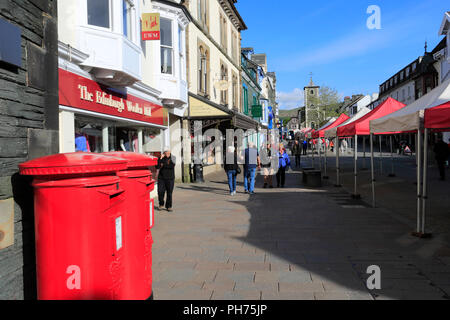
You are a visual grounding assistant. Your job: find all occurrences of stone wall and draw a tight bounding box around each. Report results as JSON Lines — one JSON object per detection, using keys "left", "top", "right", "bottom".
{"left": 0, "top": 0, "right": 58, "bottom": 300}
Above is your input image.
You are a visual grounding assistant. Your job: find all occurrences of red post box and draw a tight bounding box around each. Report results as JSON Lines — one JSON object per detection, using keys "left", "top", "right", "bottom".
{"left": 103, "top": 152, "right": 157, "bottom": 300}
{"left": 19, "top": 153, "right": 128, "bottom": 300}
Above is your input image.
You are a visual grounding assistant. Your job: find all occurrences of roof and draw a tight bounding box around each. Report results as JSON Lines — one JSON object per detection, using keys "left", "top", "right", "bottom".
{"left": 218, "top": 0, "right": 247, "bottom": 31}
{"left": 439, "top": 11, "right": 450, "bottom": 35}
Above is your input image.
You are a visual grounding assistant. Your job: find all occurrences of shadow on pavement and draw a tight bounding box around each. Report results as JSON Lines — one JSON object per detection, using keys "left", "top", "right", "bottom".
{"left": 180, "top": 164, "right": 450, "bottom": 300}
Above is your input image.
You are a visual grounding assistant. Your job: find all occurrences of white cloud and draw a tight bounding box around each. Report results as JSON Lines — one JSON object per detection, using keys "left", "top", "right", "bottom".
{"left": 277, "top": 88, "right": 304, "bottom": 110}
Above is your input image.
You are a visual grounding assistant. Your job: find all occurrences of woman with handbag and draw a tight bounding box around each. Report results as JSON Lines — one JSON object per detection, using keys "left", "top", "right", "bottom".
{"left": 224, "top": 146, "right": 240, "bottom": 196}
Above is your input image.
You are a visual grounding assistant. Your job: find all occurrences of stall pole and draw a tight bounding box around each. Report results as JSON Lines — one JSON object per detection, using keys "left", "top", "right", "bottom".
{"left": 412, "top": 129, "right": 422, "bottom": 237}
{"left": 335, "top": 135, "right": 341, "bottom": 187}
{"left": 421, "top": 128, "right": 431, "bottom": 237}
{"left": 324, "top": 138, "right": 329, "bottom": 179}
{"left": 389, "top": 135, "right": 395, "bottom": 177}
{"left": 379, "top": 135, "right": 383, "bottom": 175}
{"left": 353, "top": 134, "right": 360, "bottom": 199}
{"left": 370, "top": 133, "right": 376, "bottom": 208}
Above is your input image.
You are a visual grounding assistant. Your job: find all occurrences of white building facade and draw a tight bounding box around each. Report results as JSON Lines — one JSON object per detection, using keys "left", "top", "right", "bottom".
{"left": 57, "top": 0, "right": 189, "bottom": 181}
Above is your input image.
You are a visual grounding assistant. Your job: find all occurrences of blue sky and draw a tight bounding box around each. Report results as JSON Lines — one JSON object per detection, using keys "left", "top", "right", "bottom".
{"left": 235, "top": 0, "right": 449, "bottom": 110}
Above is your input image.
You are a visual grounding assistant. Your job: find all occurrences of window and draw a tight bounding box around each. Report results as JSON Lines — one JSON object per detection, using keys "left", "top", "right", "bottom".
{"left": 400, "top": 71, "right": 404, "bottom": 81}
{"left": 161, "top": 18, "right": 173, "bottom": 74}
{"left": 220, "top": 64, "right": 228, "bottom": 105}
{"left": 412, "top": 62, "right": 417, "bottom": 72}
{"left": 197, "top": 0, "right": 208, "bottom": 29}
{"left": 231, "top": 31, "right": 237, "bottom": 62}
{"left": 232, "top": 73, "right": 238, "bottom": 109}
{"left": 406, "top": 67, "right": 410, "bottom": 77}
{"left": 87, "top": 0, "right": 110, "bottom": 29}
{"left": 220, "top": 14, "right": 227, "bottom": 51}
{"left": 123, "top": 0, "right": 133, "bottom": 41}
{"left": 402, "top": 89, "right": 405, "bottom": 101}
{"left": 243, "top": 85, "right": 248, "bottom": 115}
{"left": 179, "top": 27, "right": 185, "bottom": 81}
{"left": 198, "top": 46, "right": 208, "bottom": 95}
{"left": 408, "top": 86, "right": 411, "bottom": 98}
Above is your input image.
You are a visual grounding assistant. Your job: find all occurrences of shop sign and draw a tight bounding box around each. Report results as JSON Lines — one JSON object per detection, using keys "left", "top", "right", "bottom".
{"left": 251, "top": 105, "right": 263, "bottom": 118}
{"left": 59, "top": 69, "right": 168, "bottom": 126}
{"left": 141, "top": 13, "right": 160, "bottom": 41}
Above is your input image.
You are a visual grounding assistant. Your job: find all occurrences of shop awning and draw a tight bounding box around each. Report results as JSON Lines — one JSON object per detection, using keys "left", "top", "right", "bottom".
{"left": 338, "top": 97, "right": 406, "bottom": 136}
{"left": 424, "top": 101, "right": 450, "bottom": 130}
{"left": 370, "top": 78, "right": 450, "bottom": 134}
{"left": 324, "top": 107, "right": 371, "bottom": 138}
{"left": 233, "top": 111, "right": 259, "bottom": 130}
{"left": 188, "top": 94, "right": 233, "bottom": 119}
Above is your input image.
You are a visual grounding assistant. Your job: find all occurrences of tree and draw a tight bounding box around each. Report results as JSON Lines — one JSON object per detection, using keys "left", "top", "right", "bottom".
{"left": 308, "top": 86, "right": 342, "bottom": 126}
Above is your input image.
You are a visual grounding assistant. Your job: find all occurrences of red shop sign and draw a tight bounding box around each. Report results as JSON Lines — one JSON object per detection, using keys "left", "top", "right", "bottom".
{"left": 59, "top": 69, "right": 168, "bottom": 126}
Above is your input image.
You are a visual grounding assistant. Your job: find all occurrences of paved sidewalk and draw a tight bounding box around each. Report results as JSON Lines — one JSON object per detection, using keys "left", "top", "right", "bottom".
{"left": 151, "top": 162, "right": 450, "bottom": 300}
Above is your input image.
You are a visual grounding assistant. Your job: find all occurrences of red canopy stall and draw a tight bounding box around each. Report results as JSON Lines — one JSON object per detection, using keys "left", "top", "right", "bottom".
{"left": 424, "top": 101, "right": 450, "bottom": 130}
{"left": 337, "top": 98, "right": 406, "bottom": 137}
{"left": 334, "top": 98, "right": 406, "bottom": 198}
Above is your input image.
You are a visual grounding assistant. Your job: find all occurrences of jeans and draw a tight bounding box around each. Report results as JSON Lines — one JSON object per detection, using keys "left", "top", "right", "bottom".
{"left": 158, "top": 179, "right": 175, "bottom": 209}
{"left": 244, "top": 167, "right": 256, "bottom": 192}
{"left": 276, "top": 166, "right": 286, "bottom": 187}
{"left": 227, "top": 170, "right": 237, "bottom": 193}
{"left": 295, "top": 154, "right": 301, "bottom": 167}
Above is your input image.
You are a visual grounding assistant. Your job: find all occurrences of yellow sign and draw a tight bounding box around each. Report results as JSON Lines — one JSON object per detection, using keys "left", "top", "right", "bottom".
{"left": 189, "top": 96, "right": 230, "bottom": 117}
{"left": 142, "top": 13, "right": 160, "bottom": 41}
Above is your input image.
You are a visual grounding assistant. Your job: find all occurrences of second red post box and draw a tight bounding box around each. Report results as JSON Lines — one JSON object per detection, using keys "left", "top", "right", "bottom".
{"left": 103, "top": 152, "right": 157, "bottom": 300}
{"left": 19, "top": 153, "right": 128, "bottom": 300}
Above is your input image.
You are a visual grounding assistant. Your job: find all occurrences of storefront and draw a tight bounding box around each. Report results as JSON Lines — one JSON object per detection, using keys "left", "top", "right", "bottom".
{"left": 59, "top": 68, "right": 169, "bottom": 156}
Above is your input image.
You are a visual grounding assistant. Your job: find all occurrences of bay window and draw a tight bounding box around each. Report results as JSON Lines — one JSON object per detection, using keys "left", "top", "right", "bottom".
{"left": 161, "top": 18, "right": 173, "bottom": 74}
{"left": 87, "top": 0, "right": 110, "bottom": 29}
{"left": 123, "top": 0, "right": 133, "bottom": 41}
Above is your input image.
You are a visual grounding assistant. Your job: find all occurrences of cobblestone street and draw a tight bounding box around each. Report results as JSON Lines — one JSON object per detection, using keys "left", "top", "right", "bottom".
{"left": 151, "top": 156, "right": 450, "bottom": 300}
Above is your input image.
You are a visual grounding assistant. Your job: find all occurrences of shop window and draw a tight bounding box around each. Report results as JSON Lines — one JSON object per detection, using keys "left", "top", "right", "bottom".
{"left": 75, "top": 119, "right": 106, "bottom": 153}
{"left": 117, "top": 128, "right": 139, "bottom": 152}
{"left": 161, "top": 18, "right": 173, "bottom": 75}
{"left": 87, "top": 0, "right": 110, "bottom": 29}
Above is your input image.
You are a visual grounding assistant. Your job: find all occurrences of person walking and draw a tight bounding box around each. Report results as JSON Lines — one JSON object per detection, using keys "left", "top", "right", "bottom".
{"left": 276, "top": 145, "right": 291, "bottom": 188}
{"left": 292, "top": 139, "right": 302, "bottom": 168}
{"left": 156, "top": 148, "right": 176, "bottom": 212}
{"left": 262, "top": 143, "right": 274, "bottom": 188}
{"left": 434, "top": 137, "right": 450, "bottom": 181}
{"left": 302, "top": 139, "right": 308, "bottom": 155}
{"left": 330, "top": 139, "right": 335, "bottom": 153}
{"left": 244, "top": 142, "right": 260, "bottom": 194}
{"left": 224, "top": 146, "right": 240, "bottom": 195}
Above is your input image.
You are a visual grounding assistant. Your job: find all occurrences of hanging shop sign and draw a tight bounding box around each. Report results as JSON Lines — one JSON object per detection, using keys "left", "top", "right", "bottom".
{"left": 141, "top": 13, "right": 160, "bottom": 41}
{"left": 251, "top": 105, "right": 263, "bottom": 118}
{"left": 59, "top": 69, "right": 168, "bottom": 126}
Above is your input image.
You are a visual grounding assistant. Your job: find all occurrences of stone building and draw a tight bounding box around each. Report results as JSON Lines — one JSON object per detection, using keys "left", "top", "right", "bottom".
{"left": 0, "top": 0, "right": 59, "bottom": 299}
{"left": 303, "top": 77, "right": 320, "bottom": 129}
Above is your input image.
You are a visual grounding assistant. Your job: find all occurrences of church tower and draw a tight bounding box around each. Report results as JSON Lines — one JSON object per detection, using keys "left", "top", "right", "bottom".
{"left": 304, "top": 76, "right": 320, "bottom": 129}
